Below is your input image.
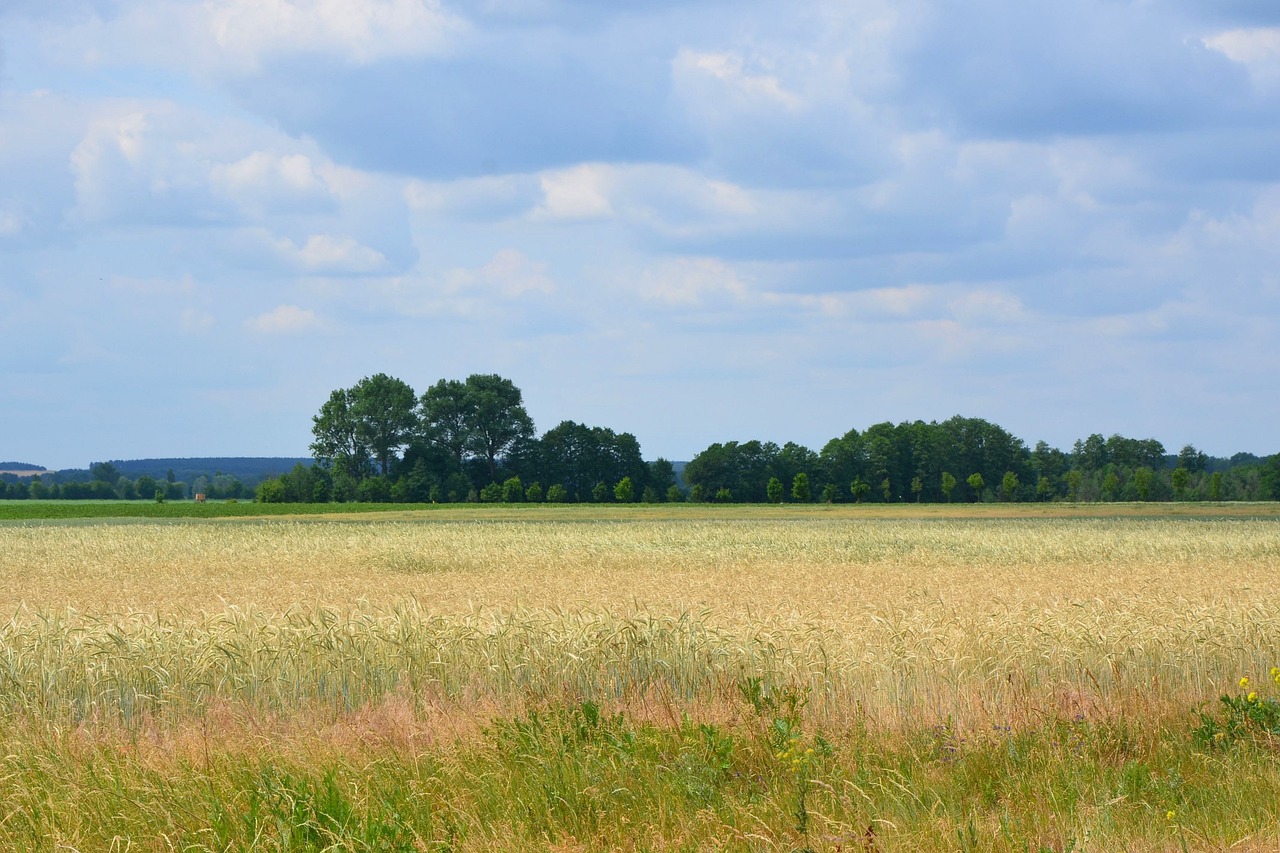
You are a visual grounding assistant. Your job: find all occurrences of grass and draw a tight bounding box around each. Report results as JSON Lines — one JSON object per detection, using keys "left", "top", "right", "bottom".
{"left": 1, "top": 506, "right": 1278, "bottom": 849}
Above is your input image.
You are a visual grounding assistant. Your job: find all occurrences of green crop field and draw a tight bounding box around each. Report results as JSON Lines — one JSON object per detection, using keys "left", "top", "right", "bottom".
{"left": 1, "top": 504, "right": 1278, "bottom": 850}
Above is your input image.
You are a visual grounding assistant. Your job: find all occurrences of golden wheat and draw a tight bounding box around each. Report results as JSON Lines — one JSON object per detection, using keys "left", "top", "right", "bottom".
{"left": 1, "top": 512, "right": 1277, "bottom": 726}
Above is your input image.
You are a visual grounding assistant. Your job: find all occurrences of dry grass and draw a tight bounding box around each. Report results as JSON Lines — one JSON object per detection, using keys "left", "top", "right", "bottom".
{"left": 2, "top": 509, "right": 1278, "bottom": 719}
{"left": 3, "top": 506, "right": 1280, "bottom": 850}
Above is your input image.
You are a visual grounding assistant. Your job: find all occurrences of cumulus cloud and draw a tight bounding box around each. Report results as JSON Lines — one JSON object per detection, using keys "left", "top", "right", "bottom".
{"left": 1204, "top": 27, "right": 1280, "bottom": 89}
{"left": 204, "top": 0, "right": 465, "bottom": 69}
{"left": 244, "top": 304, "right": 322, "bottom": 334}
{"left": 270, "top": 233, "right": 390, "bottom": 274}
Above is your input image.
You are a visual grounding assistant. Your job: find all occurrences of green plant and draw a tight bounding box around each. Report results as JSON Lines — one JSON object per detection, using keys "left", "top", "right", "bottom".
{"left": 1194, "top": 669, "right": 1280, "bottom": 749}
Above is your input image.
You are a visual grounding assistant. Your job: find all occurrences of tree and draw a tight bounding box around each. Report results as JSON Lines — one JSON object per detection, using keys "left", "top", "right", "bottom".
{"left": 1171, "top": 467, "right": 1190, "bottom": 500}
{"left": 715, "top": 487, "right": 732, "bottom": 502}
{"left": 1133, "top": 466, "right": 1154, "bottom": 501}
{"left": 820, "top": 483, "right": 838, "bottom": 503}
{"left": 1209, "top": 471, "right": 1224, "bottom": 501}
{"left": 1178, "top": 444, "right": 1208, "bottom": 474}
{"left": 791, "top": 473, "right": 810, "bottom": 503}
{"left": 592, "top": 482, "right": 611, "bottom": 503}
{"left": 966, "top": 472, "right": 984, "bottom": 501}
{"left": 911, "top": 476, "right": 924, "bottom": 502}
{"left": 1101, "top": 471, "right": 1119, "bottom": 501}
{"left": 546, "top": 483, "right": 569, "bottom": 503}
{"left": 350, "top": 374, "right": 417, "bottom": 477}
{"left": 850, "top": 477, "right": 871, "bottom": 503}
{"left": 464, "top": 374, "right": 535, "bottom": 482}
{"left": 502, "top": 476, "right": 524, "bottom": 502}
{"left": 1001, "top": 471, "right": 1019, "bottom": 502}
{"left": 940, "top": 471, "right": 956, "bottom": 503}
{"left": 666, "top": 485, "right": 684, "bottom": 503}
{"left": 90, "top": 462, "right": 119, "bottom": 483}
{"left": 880, "top": 478, "right": 892, "bottom": 502}
{"left": 311, "top": 388, "right": 371, "bottom": 481}
{"left": 526, "top": 482, "right": 543, "bottom": 503}
{"left": 766, "top": 477, "right": 784, "bottom": 504}
{"left": 614, "top": 476, "right": 635, "bottom": 503}
{"left": 419, "top": 379, "right": 472, "bottom": 471}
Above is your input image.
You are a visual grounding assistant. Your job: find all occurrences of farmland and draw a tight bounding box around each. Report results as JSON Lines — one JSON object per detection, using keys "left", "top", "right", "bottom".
{"left": 2, "top": 504, "right": 1279, "bottom": 850}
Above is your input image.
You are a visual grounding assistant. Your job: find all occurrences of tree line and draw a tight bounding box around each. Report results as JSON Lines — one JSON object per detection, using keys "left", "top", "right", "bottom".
{"left": 0, "top": 462, "right": 248, "bottom": 502}
{"left": 681, "top": 418, "right": 1279, "bottom": 503}
{"left": 5, "top": 372, "right": 1279, "bottom": 503}
{"left": 255, "top": 373, "right": 677, "bottom": 504}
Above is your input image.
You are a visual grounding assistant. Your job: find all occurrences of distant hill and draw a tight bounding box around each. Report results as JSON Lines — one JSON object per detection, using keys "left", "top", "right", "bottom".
{"left": 99, "top": 457, "right": 314, "bottom": 483}
{"left": 0, "top": 462, "right": 46, "bottom": 471}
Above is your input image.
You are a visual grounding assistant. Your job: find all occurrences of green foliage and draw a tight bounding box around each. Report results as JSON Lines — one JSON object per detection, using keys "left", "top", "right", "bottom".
{"left": 714, "top": 487, "right": 732, "bottom": 503}
{"left": 940, "top": 471, "right": 957, "bottom": 502}
{"left": 966, "top": 472, "right": 985, "bottom": 501}
{"left": 591, "top": 482, "right": 611, "bottom": 503}
{"left": 690, "top": 484, "right": 705, "bottom": 502}
{"left": 766, "top": 476, "right": 784, "bottom": 504}
{"left": 850, "top": 477, "right": 870, "bottom": 503}
{"left": 1172, "top": 467, "right": 1191, "bottom": 500}
{"left": 1194, "top": 670, "right": 1280, "bottom": 750}
{"left": 790, "top": 472, "right": 810, "bottom": 503}
{"left": 820, "top": 482, "right": 837, "bottom": 503}
{"left": 255, "top": 478, "right": 286, "bottom": 504}
{"left": 525, "top": 482, "right": 543, "bottom": 503}
{"left": 355, "top": 476, "right": 392, "bottom": 503}
{"left": 666, "top": 485, "right": 684, "bottom": 503}
{"left": 546, "top": 483, "right": 569, "bottom": 503}
{"left": 613, "top": 476, "right": 634, "bottom": 503}
{"left": 480, "top": 482, "right": 504, "bottom": 503}
{"left": 502, "top": 476, "right": 524, "bottom": 503}
{"left": 1001, "top": 471, "right": 1020, "bottom": 501}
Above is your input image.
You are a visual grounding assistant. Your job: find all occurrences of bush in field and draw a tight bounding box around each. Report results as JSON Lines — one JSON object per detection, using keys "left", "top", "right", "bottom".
{"left": 767, "top": 477, "right": 783, "bottom": 504}
{"left": 546, "top": 483, "right": 568, "bottom": 503}
{"left": 526, "top": 482, "right": 543, "bottom": 503}
{"left": 502, "top": 477, "right": 524, "bottom": 503}
{"left": 613, "top": 477, "right": 634, "bottom": 503}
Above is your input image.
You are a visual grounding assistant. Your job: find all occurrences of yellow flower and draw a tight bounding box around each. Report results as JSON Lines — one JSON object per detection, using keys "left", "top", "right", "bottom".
{"left": 1239, "top": 676, "right": 1250, "bottom": 689}
{"left": 1166, "top": 809, "right": 1177, "bottom": 822}
{"left": 1248, "top": 692, "right": 1258, "bottom": 703}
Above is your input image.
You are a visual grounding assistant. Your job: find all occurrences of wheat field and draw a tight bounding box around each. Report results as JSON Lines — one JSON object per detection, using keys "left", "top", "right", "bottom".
{"left": 2, "top": 506, "right": 1279, "bottom": 850}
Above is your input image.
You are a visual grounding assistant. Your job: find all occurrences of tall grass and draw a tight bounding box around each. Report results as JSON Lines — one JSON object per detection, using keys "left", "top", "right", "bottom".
{"left": 1, "top": 512, "right": 1279, "bottom": 849}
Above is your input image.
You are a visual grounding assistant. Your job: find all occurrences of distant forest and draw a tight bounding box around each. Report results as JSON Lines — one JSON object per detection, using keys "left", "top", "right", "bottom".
{"left": 0, "top": 458, "right": 311, "bottom": 502}
{"left": 267, "top": 373, "right": 1280, "bottom": 505}
{"left": 4, "top": 373, "right": 1279, "bottom": 503}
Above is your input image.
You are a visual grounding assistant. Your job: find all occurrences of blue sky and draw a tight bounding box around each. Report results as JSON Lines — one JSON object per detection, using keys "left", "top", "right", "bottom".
{"left": 3, "top": 0, "right": 1279, "bottom": 469}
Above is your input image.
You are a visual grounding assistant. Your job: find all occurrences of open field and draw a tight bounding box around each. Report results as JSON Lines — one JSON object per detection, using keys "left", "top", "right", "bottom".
{"left": 1, "top": 505, "right": 1279, "bottom": 850}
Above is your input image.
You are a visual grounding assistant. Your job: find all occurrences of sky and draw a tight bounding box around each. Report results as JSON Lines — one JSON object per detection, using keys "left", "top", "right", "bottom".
{"left": 2, "top": 0, "right": 1279, "bottom": 469}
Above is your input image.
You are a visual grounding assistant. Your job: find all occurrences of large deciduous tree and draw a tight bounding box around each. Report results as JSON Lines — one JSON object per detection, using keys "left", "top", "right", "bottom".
{"left": 463, "top": 374, "right": 535, "bottom": 482}
{"left": 312, "top": 374, "right": 417, "bottom": 480}
{"left": 419, "top": 379, "right": 472, "bottom": 471}
{"left": 311, "top": 387, "right": 370, "bottom": 481}
{"left": 352, "top": 374, "right": 418, "bottom": 477}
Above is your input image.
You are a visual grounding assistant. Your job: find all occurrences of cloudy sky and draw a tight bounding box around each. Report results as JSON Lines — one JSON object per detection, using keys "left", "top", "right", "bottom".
{"left": 3, "top": 0, "right": 1279, "bottom": 468}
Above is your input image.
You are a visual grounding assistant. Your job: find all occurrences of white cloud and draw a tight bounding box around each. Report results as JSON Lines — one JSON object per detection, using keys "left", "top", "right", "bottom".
{"left": 535, "top": 163, "right": 615, "bottom": 220}
{"left": 204, "top": 0, "right": 464, "bottom": 69}
{"left": 1204, "top": 27, "right": 1280, "bottom": 88}
{"left": 673, "top": 49, "right": 804, "bottom": 111}
{"left": 271, "top": 233, "right": 389, "bottom": 274}
{"left": 244, "top": 304, "right": 322, "bottom": 334}
{"left": 634, "top": 257, "right": 748, "bottom": 307}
